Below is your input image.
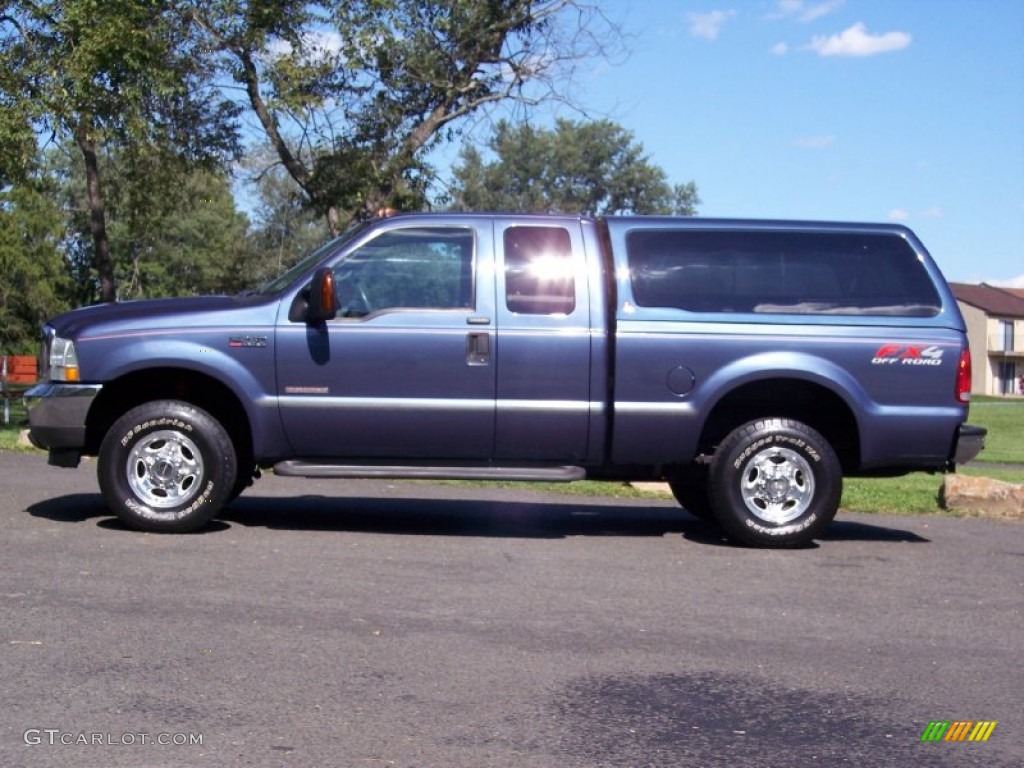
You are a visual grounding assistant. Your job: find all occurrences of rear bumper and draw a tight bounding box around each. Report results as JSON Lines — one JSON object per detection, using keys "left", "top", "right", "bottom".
{"left": 954, "top": 423, "right": 987, "bottom": 465}
{"left": 24, "top": 383, "right": 102, "bottom": 458}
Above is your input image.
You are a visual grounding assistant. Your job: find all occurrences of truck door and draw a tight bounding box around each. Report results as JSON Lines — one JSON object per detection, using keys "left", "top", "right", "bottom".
{"left": 494, "top": 219, "right": 594, "bottom": 461}
{"left": 276, "top": 221, "right": 497, "bottom": 459}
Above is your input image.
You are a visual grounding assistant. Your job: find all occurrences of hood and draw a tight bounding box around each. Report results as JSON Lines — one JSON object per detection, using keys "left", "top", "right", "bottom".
{"left": 49, "top": 295, "right": 277, "bottom": 339}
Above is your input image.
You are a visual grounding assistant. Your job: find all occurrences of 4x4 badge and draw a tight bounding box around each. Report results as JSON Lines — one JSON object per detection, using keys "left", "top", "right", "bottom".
{"left": 872, "top": 344, "right": 944, "bottom": 366}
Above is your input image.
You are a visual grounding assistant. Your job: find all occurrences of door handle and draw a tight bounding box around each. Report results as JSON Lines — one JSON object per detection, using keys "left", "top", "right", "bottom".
{"left": 466, "top": 332, "right": 490, "bottom": 366}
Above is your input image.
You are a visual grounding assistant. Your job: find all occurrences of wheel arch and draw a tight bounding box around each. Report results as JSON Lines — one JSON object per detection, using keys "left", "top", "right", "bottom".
{"left": 696, "top": 377, "right": 861, "bottom": 472}
{"left": 84, "top": 368, "right": 253, "bottom": 468}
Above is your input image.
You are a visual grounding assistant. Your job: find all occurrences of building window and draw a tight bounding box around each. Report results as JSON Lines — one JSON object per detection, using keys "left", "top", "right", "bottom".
{"left": 1000, "top": 320, "right": 1014, "bottom": 352}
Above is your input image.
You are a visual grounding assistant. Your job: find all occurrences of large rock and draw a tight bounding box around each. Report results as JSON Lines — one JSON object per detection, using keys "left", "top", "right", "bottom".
{"left": 940, "top": 474, "right": 1024, "bottom": 519}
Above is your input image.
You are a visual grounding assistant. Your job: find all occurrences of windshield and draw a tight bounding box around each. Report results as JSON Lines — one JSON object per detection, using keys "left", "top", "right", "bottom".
{"left": 255, "top": 220, "right": 375, "bottom": 295}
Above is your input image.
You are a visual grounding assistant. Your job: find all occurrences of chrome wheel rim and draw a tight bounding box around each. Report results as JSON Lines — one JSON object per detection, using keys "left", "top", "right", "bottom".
{"left": 126, "top": 430, "right": 204, "bottom": 509}
{"left": 739, "top": 446, "right": 814, "bottom": 524}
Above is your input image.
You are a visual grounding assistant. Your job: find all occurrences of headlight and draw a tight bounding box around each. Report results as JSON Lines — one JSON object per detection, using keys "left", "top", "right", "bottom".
{"left": 49, "top": 336, "right": 80, "bottom": 382}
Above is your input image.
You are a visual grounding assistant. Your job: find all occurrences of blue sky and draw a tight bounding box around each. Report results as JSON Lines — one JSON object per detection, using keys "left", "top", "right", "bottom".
{"left": 551, "top": 0, "right": 1023, "bottom": 286}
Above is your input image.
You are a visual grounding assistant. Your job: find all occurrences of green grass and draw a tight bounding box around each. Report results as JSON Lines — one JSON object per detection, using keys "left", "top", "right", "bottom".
{"left": 967, "top": 399, "right": 1024, "bottom": 464}
{"left": 840, "top": 465, "right": 1024, "bottom": 516}
{"left": 0, "top": 396, "right": 33, "bottom": 452}
{"left": 0, "top": 427, "right": 34, "bottom": 452}
{"left": 839, "top": 475, "right": 942, "bottom": 516}
{"left": 426, "top": 478, "right": 662, "bottom": 500}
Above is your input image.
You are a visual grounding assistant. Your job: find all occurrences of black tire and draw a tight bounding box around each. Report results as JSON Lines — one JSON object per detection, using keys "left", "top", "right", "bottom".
{"left": 97, "top": 400, "right": 237, "bottom": 533}
{"left": 666, "top": 466, "right": 715, "bottom": 521}
{"left": 709, "top": 418, "right": 841, "bottom": 548}
{"left": 227, "top": 461, "right": 257, "bottom": 504}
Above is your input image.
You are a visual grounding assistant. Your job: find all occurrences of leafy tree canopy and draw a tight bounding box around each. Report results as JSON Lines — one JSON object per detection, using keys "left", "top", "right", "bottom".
{"left": 449, "top": 118, "right": 700, "bottom": 216}
{"left": 50, "top": 143, "right": 252, "bottom": 301}
{"left": 187, "top": 0, "right": 620, "bottom": 232}
{"left": 0, "top": 174, "right": 69, "bottom": 353}
{"left": 0, "top": 0, "right": 241, "bottom": 301}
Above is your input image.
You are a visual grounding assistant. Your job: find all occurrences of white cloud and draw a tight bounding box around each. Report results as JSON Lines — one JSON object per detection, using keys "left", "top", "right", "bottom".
{"left": 265, "top": 38, "right": 293, "bottom": 59}
{"left": 808, "top": 22, "right": 912, "bottom": 57}
{"left": 990, "top": 275, "right": 1024, "bottom": 288}
{"left": 263, "top": 30, "right": 344, "bottom": 64}
{"left": 887, "top": 206, "right": 944, "bottom": 221}
{"left": 793, "top": 135, "right": 835, "bottom": 149}
{"left": 687, "top": 10, "right": 737, "bottom": 41}
{"left": 773, "top": 0, "right": 802, "bottom": 15}
{"left": 770, "top": 42, "right": 789, "bottom": 56}
{"left": 769, "top": 0, "right": 845, "bottom": 23}
{"left": 799, "top": 0, "right": 845, "bottom": 22}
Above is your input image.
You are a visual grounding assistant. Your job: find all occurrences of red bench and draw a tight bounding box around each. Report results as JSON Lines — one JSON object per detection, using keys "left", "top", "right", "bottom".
{"left": 2, "top": 355, "right": 38, "bottom": 425}
{"left": 2, "top": 355, "right": 38, "bottom": 385}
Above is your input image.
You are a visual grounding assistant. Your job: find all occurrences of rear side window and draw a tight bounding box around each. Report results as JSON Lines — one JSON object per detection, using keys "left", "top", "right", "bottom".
{"left": 627, "top": 230, "right": 941, "bottom": 316}
{"left": 504, "top": 226, "right": 576, "bottom": 315}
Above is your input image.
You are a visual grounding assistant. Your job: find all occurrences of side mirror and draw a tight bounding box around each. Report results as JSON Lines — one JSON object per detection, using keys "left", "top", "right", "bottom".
{"left": 307, "top": 267, "right": 337, "bottom": 322}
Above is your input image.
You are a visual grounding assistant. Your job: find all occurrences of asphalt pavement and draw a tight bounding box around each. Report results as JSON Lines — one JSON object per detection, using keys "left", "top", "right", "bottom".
{"left": 1, "top": 450, "right": 1021, "bottom": 767}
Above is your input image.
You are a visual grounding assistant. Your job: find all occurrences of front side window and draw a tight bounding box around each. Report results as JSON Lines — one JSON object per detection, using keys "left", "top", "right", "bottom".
{"left": 504, "top": 226, "right": 575, "bottom": 315}
{"left": 627, "top": 230, "right": 942, "bottom": 316}
{"left": 332, "top": 227, "right": 474, "bottom": 317}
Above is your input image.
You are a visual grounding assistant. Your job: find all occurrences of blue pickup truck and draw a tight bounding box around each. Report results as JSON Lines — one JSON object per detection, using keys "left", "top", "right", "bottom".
{"left": 26, "top": 213, "right": 985, "bottom": 547}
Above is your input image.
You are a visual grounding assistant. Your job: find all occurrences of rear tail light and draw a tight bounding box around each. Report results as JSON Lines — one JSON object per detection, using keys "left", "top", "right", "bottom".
{"left": 956, "top": 348, "right": 971, "bottom": 403}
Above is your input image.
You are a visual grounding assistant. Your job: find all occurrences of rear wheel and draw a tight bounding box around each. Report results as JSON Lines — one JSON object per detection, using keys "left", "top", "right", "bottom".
{"left": 98, "top": 400, "right": 237, "bottom": 532}
{"left": 709, "top": 418, "right": 841, "bottom": 548}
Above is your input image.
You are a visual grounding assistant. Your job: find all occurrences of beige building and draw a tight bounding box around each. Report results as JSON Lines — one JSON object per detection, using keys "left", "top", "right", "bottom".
{"left": 950, "top": 283, "right": 1024, "bottom": 396}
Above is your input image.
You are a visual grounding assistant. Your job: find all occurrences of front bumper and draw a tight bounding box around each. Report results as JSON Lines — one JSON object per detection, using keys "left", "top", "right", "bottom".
{"left": 954, "top": 423, "right": 987, "bottom": 465}
{"left": 25, "top": 383, "right": 102, "bottom": 461}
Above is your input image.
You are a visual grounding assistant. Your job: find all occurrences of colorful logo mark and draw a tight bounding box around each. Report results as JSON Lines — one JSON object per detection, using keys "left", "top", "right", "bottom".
{"left": 921, "top": 721, "right": 997, "bottom": 742}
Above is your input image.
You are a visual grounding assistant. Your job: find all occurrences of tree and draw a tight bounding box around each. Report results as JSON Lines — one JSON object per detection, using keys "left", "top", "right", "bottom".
{"left": 187, "top": 0, "right": 619, "bottom": 233}
{"left": 239, "top": 152, "right": 332, "bottom": 288}
{"left": 448, "top": 118, "right": 700, "bottom": 216}
{"left": 0, "top": 175, "right": 70, "bottom": 353}
{"left": 111, "top": 167, "right": 253, "bottom": 298}
{"left": 0, "top": 0, "right": 239, "bottom": 302}
{"left": 51, "top": 143, "right": 254, "bottom": 300}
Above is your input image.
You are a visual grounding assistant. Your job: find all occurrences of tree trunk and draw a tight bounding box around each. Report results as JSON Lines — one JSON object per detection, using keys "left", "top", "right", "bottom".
{"left": 326, "top": 206, "right": 341, "bottom": 236}
{"left": 74, "top": 118, "right": 116, "bottom": 303}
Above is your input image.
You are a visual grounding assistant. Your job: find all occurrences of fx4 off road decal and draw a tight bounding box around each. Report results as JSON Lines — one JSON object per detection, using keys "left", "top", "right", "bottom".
{"left": 872, "top": 344, "right": 944, "bottom": 366}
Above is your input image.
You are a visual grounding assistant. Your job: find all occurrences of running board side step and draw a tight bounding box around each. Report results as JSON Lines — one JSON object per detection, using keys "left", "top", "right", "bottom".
{"left": 273, "top": 461, "right": 587, "bottom": 482}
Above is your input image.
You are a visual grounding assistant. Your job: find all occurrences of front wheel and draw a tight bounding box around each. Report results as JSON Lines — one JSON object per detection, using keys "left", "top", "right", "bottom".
{"left": 709, "top": 418, "right": 841, "bottom": 548}
{"left": 98, "top": 401, "right": 237, "bottom": 533}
